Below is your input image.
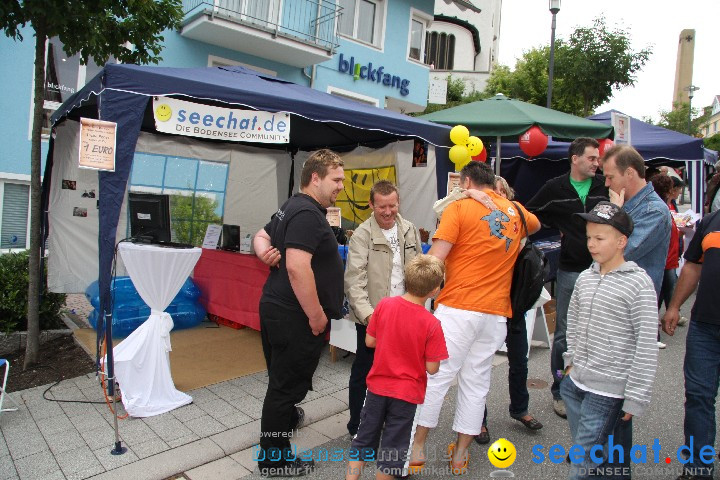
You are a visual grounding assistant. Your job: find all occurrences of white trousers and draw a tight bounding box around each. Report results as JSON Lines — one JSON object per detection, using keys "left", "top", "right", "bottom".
{"left": 417, "top": 304, "right": 507, "bottom": 435}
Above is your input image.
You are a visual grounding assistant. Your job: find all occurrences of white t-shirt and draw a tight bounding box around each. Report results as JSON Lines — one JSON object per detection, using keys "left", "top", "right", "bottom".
{"left": 381, "top": 224, "right": 405, "bottom": 296}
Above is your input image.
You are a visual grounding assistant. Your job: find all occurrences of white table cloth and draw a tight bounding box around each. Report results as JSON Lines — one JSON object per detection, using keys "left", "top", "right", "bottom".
{"left": 109, "top": 242, "right": 202, "bottom": 417}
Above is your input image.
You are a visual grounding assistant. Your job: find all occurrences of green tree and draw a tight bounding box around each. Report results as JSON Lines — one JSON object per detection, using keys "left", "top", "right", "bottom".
{"left": 482, "top": 16, "right": 651, "bottom": 116}
{"left": 446, "top": 75, "right": 466, "bottom": 102}
{"left": 1, "top": 0, "right": 183, "bottom": 368}
{"left": 705, "top": 133, "right": 720, "bottom": 153}
{"left": 556, "top": 16, "right": 651, "bottom": 116}
{"left": 417, "top": 76, "right": 489, "bottom": 115}
{"left": 170, "top": 194, "right": 222, "bottom": 247}
{"left": 654, "top": 102, "right": 710, "bottom": 136}
{"left": 486, "top": 48, "right": 554, "bottom": 107}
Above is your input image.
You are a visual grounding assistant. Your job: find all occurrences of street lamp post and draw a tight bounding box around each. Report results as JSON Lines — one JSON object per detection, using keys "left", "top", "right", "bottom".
{"left": 546, "top": 0, "right": 561, "bottom": 109}
{"left": 685, "top": 84, "right": 699, "bottom": 135}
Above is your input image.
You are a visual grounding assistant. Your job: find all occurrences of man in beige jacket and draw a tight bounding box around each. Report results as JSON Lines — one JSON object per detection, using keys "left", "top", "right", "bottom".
{"left": 344, "top": 179, "right": 423, "bottom": 436}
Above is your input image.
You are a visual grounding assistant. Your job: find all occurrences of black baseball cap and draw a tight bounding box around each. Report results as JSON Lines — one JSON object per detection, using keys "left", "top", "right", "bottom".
{"left": 575, "top": 201, "right": 634, "bottom": 237}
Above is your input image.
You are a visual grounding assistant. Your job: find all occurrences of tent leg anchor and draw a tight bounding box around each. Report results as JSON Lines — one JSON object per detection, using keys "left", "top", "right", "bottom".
{"left": 110, "top": 379, "right": 127, "bottom": 456}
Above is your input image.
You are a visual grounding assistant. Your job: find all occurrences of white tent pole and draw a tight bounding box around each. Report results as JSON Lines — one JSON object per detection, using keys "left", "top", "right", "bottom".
{"left": 496, "top": 136, "right": 502, "bottom": 175}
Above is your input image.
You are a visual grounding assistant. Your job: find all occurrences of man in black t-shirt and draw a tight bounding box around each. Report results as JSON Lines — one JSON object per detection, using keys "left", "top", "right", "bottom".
{"left": 663, "top": 210, "right": 720, "bottom": 480}
{"left": 253, "top": 149, "right": 345, "bottom": 477}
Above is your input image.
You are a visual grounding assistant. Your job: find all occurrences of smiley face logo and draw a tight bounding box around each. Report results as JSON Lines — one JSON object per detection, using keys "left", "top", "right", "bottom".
{"left": 155, "top": 103, "right": 172, "bottom": 122}
{"left": 487, "top": 438, "right": 516, "bottom": 469}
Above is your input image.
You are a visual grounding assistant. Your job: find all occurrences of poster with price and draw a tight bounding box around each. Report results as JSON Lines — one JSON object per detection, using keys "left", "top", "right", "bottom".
{"left": 79, "top": 117, "right": 117, "bottom": 171}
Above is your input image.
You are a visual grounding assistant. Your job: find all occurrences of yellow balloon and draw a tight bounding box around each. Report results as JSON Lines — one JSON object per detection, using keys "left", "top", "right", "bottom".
{"left": 455, "top": 157, "right": 472, "bottom": 172}
{"left": 450, "top": 125, "right": 470, "bottom": 146}
{"left": 449, "top": 144, "right": 470, "bottom": 166}
{"left": 466, "top": 136, "right": 483, "bottom": 156}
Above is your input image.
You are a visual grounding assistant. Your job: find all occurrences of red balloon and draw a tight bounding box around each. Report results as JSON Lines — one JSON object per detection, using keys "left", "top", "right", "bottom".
{"left": 518, "top": 126, "right": 548, "bottom": 157}
{"left": 598, "top": 138, "right": 614, "bottom": 157}
{"left": 472, "top": 148, "right": 488, "bottom": 162}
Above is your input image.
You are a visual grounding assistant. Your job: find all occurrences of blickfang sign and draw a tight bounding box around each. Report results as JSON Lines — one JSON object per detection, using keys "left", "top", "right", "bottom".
{"left": 152, "top": 97, "right": 290, "bottom": 143}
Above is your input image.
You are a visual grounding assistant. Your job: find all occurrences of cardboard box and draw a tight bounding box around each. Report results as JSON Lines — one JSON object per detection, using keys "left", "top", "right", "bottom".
{"left": 545, "top": 311, "right": 556, "bottom": 334}
{"left": 543, "top": 299, "right": 556, "bottom": 315}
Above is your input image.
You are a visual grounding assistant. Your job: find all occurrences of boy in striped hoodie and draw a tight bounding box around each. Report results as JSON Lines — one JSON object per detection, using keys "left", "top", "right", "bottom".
{"left": 560, "top": 201, "right": 658, "bottom": 480}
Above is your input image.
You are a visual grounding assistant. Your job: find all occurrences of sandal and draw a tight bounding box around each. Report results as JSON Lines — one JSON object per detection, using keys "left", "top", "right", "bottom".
{"left": 474, "top": 426, "right": 490, "bottom": 445}
{"left": 406, "top": 463, "right": 425, "bottom": 475}
{"left": 512, "top": 414, "right": 543, "bottom": 430}
{"left": 447, "top": 442, "right": 469, "bottom": 475}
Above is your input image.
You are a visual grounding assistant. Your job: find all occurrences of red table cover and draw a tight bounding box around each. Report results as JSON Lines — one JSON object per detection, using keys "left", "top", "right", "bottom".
{"left": 193, "top": 249, "right": 269, "bottom": 331}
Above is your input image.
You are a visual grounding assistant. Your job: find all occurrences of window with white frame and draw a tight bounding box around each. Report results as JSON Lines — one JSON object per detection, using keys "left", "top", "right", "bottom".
{"left": 1, "top": 182, "right": 30, "bottom": 250}
{"left": 409, "top": 20, "right": 425, "bottom": 61}
{"left": 338, "top": 0, "right": 383, "bottom": 47}
{"left": 327, "top": 86, "right": 379, "bottom": 107}
{"left": 129, "top": 153, "right": 229, "bottom": 247}
{"left": 217, "top": 0, "right": 278, "bottom": 27}
{"left": 425, "top": 32, "right": 455, "bottom": 70}
{"left": 208, "top": 55, "right": 277, "bottom": 76}
{"left": 408, "top": 9, "right": 432, "bottom": 63}
{"left": 37, "top": 37, "right": 114, "bottom": 137}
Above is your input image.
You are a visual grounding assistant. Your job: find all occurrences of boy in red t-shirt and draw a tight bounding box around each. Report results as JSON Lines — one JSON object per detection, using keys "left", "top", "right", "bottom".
{"left": 345, "top": 254, "right": 449, "bottom": 480}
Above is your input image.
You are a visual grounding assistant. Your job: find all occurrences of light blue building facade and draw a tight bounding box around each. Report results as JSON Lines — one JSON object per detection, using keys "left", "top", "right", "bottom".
{"left": 0, "top": 0, "right": 434, "bottom": 251}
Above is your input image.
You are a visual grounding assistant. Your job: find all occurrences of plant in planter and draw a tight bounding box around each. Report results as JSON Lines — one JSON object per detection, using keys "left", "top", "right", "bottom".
{"left": 0, "top": 251, "right": 66, "bottom": 334}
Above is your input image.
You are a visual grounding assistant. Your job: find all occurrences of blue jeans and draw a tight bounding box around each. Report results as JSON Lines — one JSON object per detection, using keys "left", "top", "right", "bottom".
{"left": 560, "top": 376, "right": 631, "bottom": 480}
{"left": 682, "top": 319, "right": 720, "bottom": 478}
{"left": 551, "top": 270, "right": 580, "bottom": 399}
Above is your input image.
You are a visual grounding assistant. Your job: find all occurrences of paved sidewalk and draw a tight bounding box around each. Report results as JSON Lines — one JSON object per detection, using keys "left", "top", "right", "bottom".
{"left": 0, "top": 347, "right": 354, "bottom": 480}
{"left": 1, "top": 292, "right": 698, "bottom": 479}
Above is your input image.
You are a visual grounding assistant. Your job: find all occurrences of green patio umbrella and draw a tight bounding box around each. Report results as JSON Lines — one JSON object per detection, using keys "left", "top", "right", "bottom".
{"left": 421, "top": 94, "right": 613, "bottom": 172}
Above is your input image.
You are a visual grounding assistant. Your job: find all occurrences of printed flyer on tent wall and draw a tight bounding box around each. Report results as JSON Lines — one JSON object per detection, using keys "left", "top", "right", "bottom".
{"left": 153, "top": 97, "right": 290, "bottom": 144}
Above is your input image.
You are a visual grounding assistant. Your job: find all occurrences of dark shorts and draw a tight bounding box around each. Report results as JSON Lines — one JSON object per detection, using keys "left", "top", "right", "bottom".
{"left": 350, "top": 390, "right": 418, "bottom": 476}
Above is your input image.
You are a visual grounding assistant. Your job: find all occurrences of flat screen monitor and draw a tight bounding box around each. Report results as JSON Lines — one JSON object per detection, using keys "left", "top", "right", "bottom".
{"left": 128, "top": 192, "right": 171, "bottom": 243}
{"left": 221, "top": 224, "right": 240, "bottom": 251}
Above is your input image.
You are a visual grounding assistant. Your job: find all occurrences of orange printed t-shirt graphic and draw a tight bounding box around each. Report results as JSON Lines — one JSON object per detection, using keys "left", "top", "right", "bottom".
{"left": 433, "top": 191, "right": 540, "bottom": 317}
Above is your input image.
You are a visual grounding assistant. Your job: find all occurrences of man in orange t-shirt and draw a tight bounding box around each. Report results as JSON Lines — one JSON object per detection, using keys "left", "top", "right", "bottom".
{"left": 411, "top": 162, "right": 540, "bottom": 473}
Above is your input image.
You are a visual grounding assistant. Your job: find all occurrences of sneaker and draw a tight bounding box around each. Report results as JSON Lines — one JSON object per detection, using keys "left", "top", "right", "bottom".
{"left": 658, "top": 341, "right": 667, "bottom": 349}
{"left": 553, "top": 399, "right": 567, "bottom": 419}
{"left": 677, "top": 316, "right": 689, "bottom": 326}
{"left": 291, "top": 406, "right": 305, "bottom": 430}
{"left": 259, "top": 458, "right": 315, "bottom": 477}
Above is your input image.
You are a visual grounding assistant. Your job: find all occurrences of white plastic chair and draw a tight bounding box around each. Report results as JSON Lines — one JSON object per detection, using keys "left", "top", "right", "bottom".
{"left": 0, "top": 359, "right": 20, "bottom": 415}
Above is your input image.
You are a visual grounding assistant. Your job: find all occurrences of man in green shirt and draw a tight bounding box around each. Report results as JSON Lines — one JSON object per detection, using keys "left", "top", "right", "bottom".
{"left": 525, "top": 138, "right": 609, "bottom": 418}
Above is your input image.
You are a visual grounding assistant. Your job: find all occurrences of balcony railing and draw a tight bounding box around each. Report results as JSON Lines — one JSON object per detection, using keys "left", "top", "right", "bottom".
{"left": 183, "top": 0, "right": 341, "bottom": 52}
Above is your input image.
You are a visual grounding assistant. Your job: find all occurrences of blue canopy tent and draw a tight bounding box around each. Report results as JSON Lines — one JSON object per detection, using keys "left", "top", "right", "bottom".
{"left": 42, "top": 63, "right": 451, "bottom": 388}
{"left": 494, "top": 110, "right": 709, "bottom": 213}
